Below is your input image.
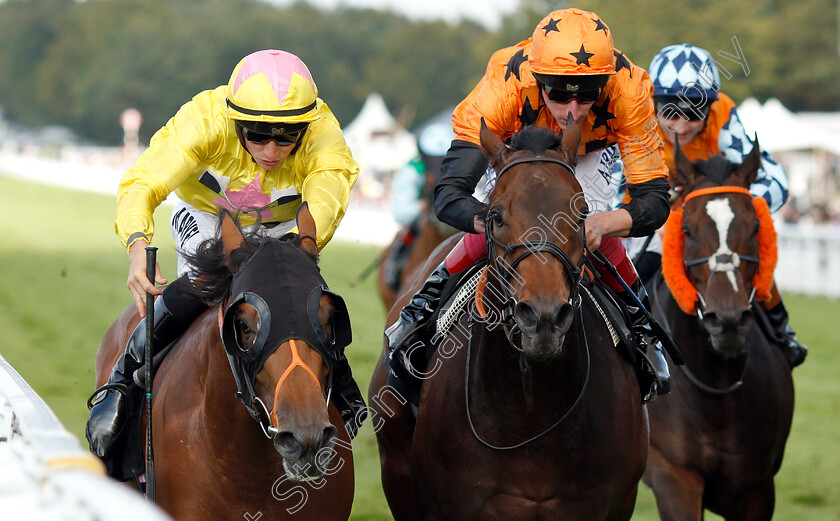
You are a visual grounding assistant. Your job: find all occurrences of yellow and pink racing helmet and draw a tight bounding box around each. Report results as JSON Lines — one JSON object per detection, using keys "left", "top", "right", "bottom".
{"left": 226, "top": 49, "right": 320, "bottom": 140}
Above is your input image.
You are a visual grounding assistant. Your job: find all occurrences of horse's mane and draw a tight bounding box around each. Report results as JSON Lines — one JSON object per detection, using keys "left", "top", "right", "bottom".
{"left": 509, "top": 126, "right": 564, "bottom": 156}
{"left": 182, "top": 223, "right": 318, "bottom": 305}
{"left": 691, "top": 155, "right": 739, "bottom": 186}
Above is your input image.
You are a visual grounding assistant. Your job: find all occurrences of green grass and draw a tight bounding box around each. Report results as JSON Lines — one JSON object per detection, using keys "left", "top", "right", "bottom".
{"left": 1, "top": 173, "right": 838, "bottom": 520}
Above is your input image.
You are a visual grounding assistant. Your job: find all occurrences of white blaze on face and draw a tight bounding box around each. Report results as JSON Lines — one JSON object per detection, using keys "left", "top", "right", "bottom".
{"left": 704, "top": 198, "right": 740, "bottom": 292}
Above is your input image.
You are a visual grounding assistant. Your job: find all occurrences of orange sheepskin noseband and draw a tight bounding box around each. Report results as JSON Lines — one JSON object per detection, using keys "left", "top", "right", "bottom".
{"left": 662, "top": 187, "right": 778, "bottom": 315}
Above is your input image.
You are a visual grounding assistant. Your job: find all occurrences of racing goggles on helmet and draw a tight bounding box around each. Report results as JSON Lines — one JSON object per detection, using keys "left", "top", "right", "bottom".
{"left": 655, "top": 96, "right": 713, "bottom": 121}
{"left": 236, "top": 120, "right": 309, "bottom": 145}
{"left": 533, "top": 73, "right": 608, "bottom": 104}
{"left": 541, "top": 85, "right": 601, "bottom": 103}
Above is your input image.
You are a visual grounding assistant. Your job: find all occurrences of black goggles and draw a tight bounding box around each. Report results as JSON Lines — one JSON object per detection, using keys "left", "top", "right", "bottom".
{"left": 540, "top": 84, "right": 601, "bottom": 104}
{"left": 655, "top": 100, "right": 712, "bottom": 122}
{"left": 243, "top": 127, "right": 307, "bottom": 146}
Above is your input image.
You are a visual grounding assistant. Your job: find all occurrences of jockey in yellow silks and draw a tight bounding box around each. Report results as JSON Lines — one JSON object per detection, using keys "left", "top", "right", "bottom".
{"left": 88, "top": 51, "right": 366, "bottom": 467}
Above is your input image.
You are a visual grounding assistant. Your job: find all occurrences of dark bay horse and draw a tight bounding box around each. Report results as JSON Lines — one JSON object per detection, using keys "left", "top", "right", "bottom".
{"left": 645, "top": 141, "right": 794, "bottom": 520}
{"left": 94, "top": 207, "right": 354, "bottom": 521}
{"left": 368, "top": 122, "right": 648, "bottom": 521}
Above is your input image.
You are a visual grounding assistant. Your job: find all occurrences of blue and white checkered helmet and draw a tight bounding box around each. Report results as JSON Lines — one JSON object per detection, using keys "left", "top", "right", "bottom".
{"left": 649, "top": 44, "right": 720, "bottom": 100}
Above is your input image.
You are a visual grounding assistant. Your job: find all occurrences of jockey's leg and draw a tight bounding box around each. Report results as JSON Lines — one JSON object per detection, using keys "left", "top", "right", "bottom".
{"left": 330, "top": 353, "right": 368, "bottom": 439}
{"left": 594, "top": 237, "right": 671, "bottom": 400}
{"left": 761, "top": 281, "right": 807, "bottom": 368}
{"left": 384, "top": 232, "right": 485, "bottom": 404}
{"left": 86, "top": 277, "right": 208, "bottom": 458}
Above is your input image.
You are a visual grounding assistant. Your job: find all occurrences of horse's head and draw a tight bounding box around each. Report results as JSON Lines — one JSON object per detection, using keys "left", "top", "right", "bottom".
{"left": 664, "top": 139, "right": 776, "bottom": 355}
{"left": 478, "top": 119, "right": 586, "bottom": 360}
{"left": 192, "top": 206, "right": 351, "bottom": 482}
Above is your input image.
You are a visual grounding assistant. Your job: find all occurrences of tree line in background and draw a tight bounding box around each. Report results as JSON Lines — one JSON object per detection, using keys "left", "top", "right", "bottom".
{"left": 0, "top": 0, "right": 837, "bottom": 145}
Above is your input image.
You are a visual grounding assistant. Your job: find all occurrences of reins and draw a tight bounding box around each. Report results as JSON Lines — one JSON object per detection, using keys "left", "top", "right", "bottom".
{"left": 465, "top": 303, "right": 591, "bottom": 451}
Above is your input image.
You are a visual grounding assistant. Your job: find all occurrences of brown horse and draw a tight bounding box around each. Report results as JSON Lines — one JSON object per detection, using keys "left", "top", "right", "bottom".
{"left": 368, "top": 122, "right": 648, "bottom": 521}
{"left": 94, "top": 208, "right": 354, "bottom": 520}
{"left": 644, "top": 141, "right": 794, "bottom": 520}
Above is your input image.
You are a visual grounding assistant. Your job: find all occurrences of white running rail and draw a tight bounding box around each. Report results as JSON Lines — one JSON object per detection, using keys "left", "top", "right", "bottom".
{"left": 0, "top": 352, "right": 172, "bottom": 520}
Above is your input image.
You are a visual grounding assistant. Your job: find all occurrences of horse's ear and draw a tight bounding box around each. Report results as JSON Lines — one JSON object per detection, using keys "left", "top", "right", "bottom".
{"left": 478, "top": 118, "right": 508, "bottom": 164}
{"left": 560, "top": 113, "right": 581, "bottom": 161}
{"left": 296, "top": 202, "right": 319, "bottom": 257}
{"left": 221, "top": 210, "right": 246, "bottom": 260}
{"left": 734, "top": 134, "right": 761, "bottom": 187}
{"left": 671, "top": 136, "right": 701, "bottom": 189}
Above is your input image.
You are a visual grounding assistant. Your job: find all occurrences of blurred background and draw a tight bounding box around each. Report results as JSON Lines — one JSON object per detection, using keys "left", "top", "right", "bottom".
{"left": 0, "top": 0, "right": 838, "bottom": 519}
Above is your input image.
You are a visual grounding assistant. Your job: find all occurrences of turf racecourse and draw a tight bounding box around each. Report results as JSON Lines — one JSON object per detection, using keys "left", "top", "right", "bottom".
{"left": 1, "top": 173, "right": 837, "bottom": 520}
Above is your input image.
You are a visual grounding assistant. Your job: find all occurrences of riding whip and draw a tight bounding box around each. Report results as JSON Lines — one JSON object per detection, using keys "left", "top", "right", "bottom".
{"left": 144, "top": 246, "right": 157, "bottom": 501}
{"left": 589, "top": 248, "right": 685, "bottom": 365}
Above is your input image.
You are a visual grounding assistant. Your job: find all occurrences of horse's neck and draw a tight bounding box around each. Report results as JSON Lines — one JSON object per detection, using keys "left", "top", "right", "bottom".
{"left": 470, "top": 322, "right": 583, "bottom": 417}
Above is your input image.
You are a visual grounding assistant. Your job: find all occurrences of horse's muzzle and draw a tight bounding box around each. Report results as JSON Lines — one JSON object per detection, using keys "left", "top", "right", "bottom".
{"left": 273, "top": 424, "right": 339, "bottom": 481}
{"left": 702, "top": 308, "right": 753, "bottom": 356}
{"left": 514, "top": 300, "right": 574, "bottom": 360}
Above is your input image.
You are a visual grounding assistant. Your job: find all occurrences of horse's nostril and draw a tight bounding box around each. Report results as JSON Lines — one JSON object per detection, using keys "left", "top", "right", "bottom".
{"left": 703, "top": 313, "right": 723, "bottom": 334}
{"left": 275, "top": 431, "right": 304, "bottom": 459}
{"left": 514, "top": 301, "right": 538, "bottom": 332}
{"left": 739, "top": 310, "right": 753, "bottom": 327}
{"left": 553, "top": 302, "right": 573, "bottom": 331}
{"left": 321, "top": 425, "right": 338, "bottom": 447}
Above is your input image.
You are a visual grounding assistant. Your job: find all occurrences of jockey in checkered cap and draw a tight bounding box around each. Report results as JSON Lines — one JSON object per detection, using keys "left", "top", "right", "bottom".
{"left": 626, "top": 43, "right": 805, "bottom": 368}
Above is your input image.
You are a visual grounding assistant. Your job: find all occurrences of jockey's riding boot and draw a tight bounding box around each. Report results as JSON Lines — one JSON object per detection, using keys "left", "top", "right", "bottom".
{"left": 622, "top": 281, "right": 671, "bottom": 400}
{"left": 86, "top": 278, "right": 207, "bottom": 458}
{"left": 331, "top": 353, "right": 368, "bottom": 439}
{"left": 764, "top": 300, "right": 808, "bottom": 368}
{"left": 384, "top": 261, "right": 451, "bottom": 403}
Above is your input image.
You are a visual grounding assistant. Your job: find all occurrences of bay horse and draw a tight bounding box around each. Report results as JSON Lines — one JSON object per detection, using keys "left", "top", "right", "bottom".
{"left": 93, "top": 207, "right": 354, "bottom": 521}
{"left": 368, "top": 122, "right": 648, "bottom": 521}
{"left": 644, "top": 140, "right": 794, "bottom": 520}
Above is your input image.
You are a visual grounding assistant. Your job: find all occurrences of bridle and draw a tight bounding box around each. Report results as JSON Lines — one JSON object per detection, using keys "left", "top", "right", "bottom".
{"left": 467, "top": 155, "right": 592, "bottom": 449}
{"left": 484, "top": 156, "right": 585, "bottom": 348}
{"left": 680, "top": 186, "right": 760, "bottom": 314}
{"left": 672, "top": 185, "right": 760, "bottom": 394}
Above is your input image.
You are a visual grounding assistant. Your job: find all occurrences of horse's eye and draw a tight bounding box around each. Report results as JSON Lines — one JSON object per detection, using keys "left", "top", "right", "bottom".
{"left": 753, "top": 222, "right": 760, "bottom": 235}
{"left": 491, "top": 211, "right": 503, "bottom": 227}
{"left": 235, "top": 317, "right": 256, "bottom": 350}
{"left": 682, "top": 225, "right": 692, "bottom": 238}
{"left": 579, "top": 206, "right": 589, "bottom": 224}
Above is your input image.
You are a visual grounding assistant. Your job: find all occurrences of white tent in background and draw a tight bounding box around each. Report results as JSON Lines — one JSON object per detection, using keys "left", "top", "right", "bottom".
{"left": 737, "top": 97, "right": 840, "bottom": 156}
{"left": 343, "top": 92, "right": 417, "bottom": 184}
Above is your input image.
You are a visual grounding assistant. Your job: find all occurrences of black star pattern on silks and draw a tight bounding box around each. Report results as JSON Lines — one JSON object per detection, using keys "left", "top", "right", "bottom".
{"left": 593, "top": 18, "right": 608, "bottom": 33}
{"left": 614, "top": 51, "right": 632, "bottom": 78}
{"left": 505, "top": 48, "right": 528, "bottom": 82}
{"left": 585, "top": 139, "right": 609, "bottom": 154}
{"left": 541, "top": 17, "right": 561, "bottom": 35}
{"left": 571, "top": 45, "right": 595, "bottom": 66}
{"left": 519, "top": 97, "right": 540, "bottom": 127}
{"left": 592, "top": 95, "right": 616, "bottom": 130}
